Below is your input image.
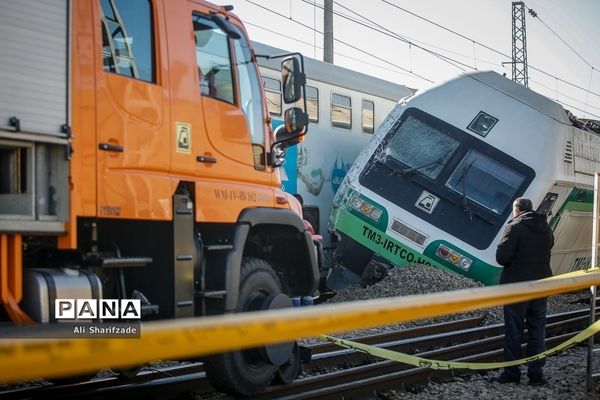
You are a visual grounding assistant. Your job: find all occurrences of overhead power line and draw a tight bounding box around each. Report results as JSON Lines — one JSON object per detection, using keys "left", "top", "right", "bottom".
{"left": 378, "top": 0, "right": 600, "bottom": 100}
{"left": 245, "top": 0, "right": 600, "bottom": 116}
{"left": 246, "top": 0, "right": 435, "bottom": 83}
{"left": 525, "top": 6, "right": 595, "bottom": 70}
{"left": 306, "top": 0, "right": 476, "bottom": 72}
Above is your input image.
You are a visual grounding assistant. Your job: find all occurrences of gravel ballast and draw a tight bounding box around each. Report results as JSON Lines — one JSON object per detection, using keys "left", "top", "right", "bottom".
{"left": 318, "top": 262, "right": 600, "bottom": 399}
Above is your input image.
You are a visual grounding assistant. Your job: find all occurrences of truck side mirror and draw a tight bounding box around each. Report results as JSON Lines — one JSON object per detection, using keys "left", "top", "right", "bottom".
{"left": 282, "top": 57, "right": 304, "bottom": 104}
{"left": 268, "top": 108, "right": 308, "bottom": 167}
{"left": 282, "top": 107, "right": 308, "bottom": 137}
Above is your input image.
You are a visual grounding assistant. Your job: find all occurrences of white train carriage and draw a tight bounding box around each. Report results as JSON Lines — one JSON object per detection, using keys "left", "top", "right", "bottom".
{"left": 254, "top": 42, "right": 414, "bottom": 246}
{"left": 328, "top": 71, "right": 600, "bottom": 287}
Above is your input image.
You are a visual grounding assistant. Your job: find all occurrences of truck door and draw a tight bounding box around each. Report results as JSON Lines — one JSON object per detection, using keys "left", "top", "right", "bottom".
{"left": 96, "top": 0, "right": 171, "bottom": 220}
{"left": 192, "top": 11, "right": 266, "bottom": 172}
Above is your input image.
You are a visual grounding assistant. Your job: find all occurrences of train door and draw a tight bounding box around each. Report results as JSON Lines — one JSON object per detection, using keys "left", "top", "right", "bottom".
{"left": 96, "top": 0, "right": 172, "bottom": 220}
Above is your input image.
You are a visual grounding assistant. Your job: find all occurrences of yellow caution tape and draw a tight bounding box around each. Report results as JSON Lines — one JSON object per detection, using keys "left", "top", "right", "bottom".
{"left": 321, "top": 318, "right": 600, "bottom": 370}
{"left": 1, "top": 269, "right": 600, "bottom": 383}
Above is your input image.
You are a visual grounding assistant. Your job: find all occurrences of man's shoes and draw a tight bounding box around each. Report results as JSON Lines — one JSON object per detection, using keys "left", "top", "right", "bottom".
{"left": 528, "top": 375, "right": 547, "bottom": 386}
{"left": 489, "top": 373, "right": 520, "bottom": 384}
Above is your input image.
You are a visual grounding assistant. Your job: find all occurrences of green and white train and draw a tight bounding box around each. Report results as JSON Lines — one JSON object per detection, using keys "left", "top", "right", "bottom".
{"left": 329, "top": 71, "right": 600, "bottom": 288}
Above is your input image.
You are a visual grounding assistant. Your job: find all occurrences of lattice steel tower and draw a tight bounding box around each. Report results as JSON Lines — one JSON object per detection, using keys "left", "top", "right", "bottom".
{"left": 512, "top": 1, "right": 528, "bottom": 87}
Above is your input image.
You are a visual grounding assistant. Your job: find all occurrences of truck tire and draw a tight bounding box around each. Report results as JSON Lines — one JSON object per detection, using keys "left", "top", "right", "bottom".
{"left": 204, "top": 258, "right": 294, "bottom": 396}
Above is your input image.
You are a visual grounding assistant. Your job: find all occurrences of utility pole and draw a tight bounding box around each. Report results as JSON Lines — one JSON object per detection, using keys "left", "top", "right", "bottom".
{"left": 324, "top": 0, "right": 334, "bottom": 64}
{"left": 511, "top": 1, "right": 528, "bottom": 87}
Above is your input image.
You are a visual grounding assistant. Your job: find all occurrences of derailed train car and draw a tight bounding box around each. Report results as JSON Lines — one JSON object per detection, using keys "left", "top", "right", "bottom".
{"left": 329, "top": 71, "right": 600, "bottom": 288}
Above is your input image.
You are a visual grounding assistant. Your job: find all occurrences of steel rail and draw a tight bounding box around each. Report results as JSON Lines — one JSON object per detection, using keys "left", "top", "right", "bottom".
{"left": 8, "top": 309, "right": 586, "bottom": 400}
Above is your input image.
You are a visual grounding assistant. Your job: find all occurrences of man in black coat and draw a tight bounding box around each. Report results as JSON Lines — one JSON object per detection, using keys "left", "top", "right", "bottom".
{"left": 491, "top": 197, "right": 554, "bottom": 386}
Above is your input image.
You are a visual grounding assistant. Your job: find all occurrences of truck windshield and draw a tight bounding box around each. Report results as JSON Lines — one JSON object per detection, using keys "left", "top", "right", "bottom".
{"left": 445, "top": 149, "right": 525, "bottom": 214}
{"left": 381, "top": 115, "right": 459, "bottom": 179}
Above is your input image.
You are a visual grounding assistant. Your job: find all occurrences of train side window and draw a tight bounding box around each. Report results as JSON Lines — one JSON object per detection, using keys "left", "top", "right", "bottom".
{"left": 263, "top": 77, "right": 281, "bottom": 116}
{"left": 305, "top": 86, "right": 319, "bottom": 123}
{"left": 445, "top": 149, "right": 526, "bottom": 215}
{"left": 101, "top": 0, "right": 155, "bottom": 83}
{"left": 193, "top": 14, "right": 234, "bottom": 104}
{"left": 331, "top": 93, "right": 351, "bottom": 130}
{"left": 362, "top": 99, "right": 374, "bottom": 134}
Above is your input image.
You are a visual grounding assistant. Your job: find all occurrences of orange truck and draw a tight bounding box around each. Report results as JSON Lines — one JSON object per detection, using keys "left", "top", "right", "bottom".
{"left": 0, "top": 0, "right": 318, "bottom": 395}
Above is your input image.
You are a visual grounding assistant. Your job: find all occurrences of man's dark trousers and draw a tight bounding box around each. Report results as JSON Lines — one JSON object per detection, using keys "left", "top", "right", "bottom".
{"left": 502, "top": 298, "right": 547, "bottom": 379}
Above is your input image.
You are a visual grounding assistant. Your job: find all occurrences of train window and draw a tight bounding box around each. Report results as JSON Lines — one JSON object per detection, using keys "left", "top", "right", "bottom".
{"left": 101, "top": 0, "right": 155, "bottom": 82}
{"left": 193, "top": 15, "right": 235, "bottom": 104}
{"left": 331, "top": 93, "right": 351, "bottom": 130}
{"left": 263, "top": 77, "right": 281, "bottom": 116}
{"left": 382, "top": 115, "right": 459, "bottom": 179}
{"left": 445, "top": 150, "right": 526, "bottom": 214}
{"left": 362, "top": 100, "right": 374, "bottom": 134}
{"left": 306, "top": 86, "right": 319, "bottom": 123}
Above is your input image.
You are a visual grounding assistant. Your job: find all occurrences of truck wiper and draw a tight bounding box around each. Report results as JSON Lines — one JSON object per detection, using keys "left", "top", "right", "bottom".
{"left": 392, "top": 149, "right": 452, "bottom": 177}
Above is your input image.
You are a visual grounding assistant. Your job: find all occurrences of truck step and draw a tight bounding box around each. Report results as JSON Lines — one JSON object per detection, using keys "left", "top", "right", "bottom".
{"left": 204, "top": 244, "right": 233, "bottom": 251}
{"left": 100, "top": 257, "right": 152, "bottom": 268}
{"left": 197, "top": 290, "right": 227, "bottom": 298}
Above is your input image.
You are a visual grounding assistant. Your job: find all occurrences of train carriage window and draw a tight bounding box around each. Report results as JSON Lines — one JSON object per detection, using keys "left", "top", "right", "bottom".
{"left": 101, "top": 0, "right": 155, "bottom": 82}
{"left": 263, "top": 77, "right": 281, "bottom": 116}
{"left": 193, "top": 15, "right": 234, "bottom": 104}
{"left": 445, "top": 150, "right": 525, "bottom": 214}
{"left": 331, "top": 93, "right": 351, "bottom": 130}
{"left": 382, "top": 115, "right": 459, "bottom": 179}
{"left": 306, "top": 86, "right": 319, "bottom": 123}
{"left": 362, "top": 100, "right": 374, "bottom": 134}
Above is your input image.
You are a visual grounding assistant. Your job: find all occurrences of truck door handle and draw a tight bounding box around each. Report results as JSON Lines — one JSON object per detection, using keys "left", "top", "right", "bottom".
{"left": 197, "top": 155, "right": 217, "bottom": 164}
{"left": 99, "top": 143, "right": 124, "bottom": 152}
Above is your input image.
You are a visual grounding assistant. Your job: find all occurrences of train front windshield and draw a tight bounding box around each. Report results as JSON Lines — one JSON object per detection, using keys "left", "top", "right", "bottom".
{"left": 362, "top": 107, "right": 534, "bottom": 250}
{"left": 445, "top": 150, "right": 525, "bottom": 214}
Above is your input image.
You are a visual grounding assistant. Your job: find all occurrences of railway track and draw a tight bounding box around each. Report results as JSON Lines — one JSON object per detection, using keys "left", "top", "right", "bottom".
{"left": 1, "top": 309, "right": 592, "bottom": 400}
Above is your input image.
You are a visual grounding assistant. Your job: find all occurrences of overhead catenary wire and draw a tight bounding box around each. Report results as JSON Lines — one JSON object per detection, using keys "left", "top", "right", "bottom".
{"left": 244, "top": 0, "right": 600, "bottom": 117}
{"left": 246, "top": 0, "right": 435, "bottom": 83}
{"left": 245, "top": 20, "right": 417, "bottom": 79}
{"left": 525, "top": 5, "right": 595, "bottom": 70}
{"left": 524, "top": 3, "right": 597, "bottom": 117}
{"left": 323, "top": 0, "right": 600, "bottom": 116}
{"left": 303, "top": 0, "right": 600, "bottom": 108}
{"left": 378, "top": 0, "right": 600, "bottom": 101}
{"left": 306, "top": 0, "right": 476, "bottom": 72}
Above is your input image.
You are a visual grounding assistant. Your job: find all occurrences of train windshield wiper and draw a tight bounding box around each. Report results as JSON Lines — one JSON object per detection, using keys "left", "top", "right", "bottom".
{"left": 459, "top": 161, "right": 475, "bottom": 220}
{"left": 394, "top": 149, "right": 452, "bottom": 177}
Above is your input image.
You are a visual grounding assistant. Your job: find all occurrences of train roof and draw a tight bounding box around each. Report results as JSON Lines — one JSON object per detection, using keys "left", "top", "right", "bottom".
{"left": 253, "top": 42, "right": 415, "bottom": 102}
{"left": 457, "top": 71, "right": 571, "bottom": 125}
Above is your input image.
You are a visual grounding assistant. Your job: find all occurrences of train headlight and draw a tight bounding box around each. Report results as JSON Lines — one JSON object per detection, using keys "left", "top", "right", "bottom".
{"left": 350, "top": 195, "right": 363, "bottom": 209}
{"left": 436, "top": 244, "right": 472, "bottom": 271}
{"left": 370, "top": 208, "right": 383, "bottom": 220}
{"left": 349, "top": 195, "right": 382, "bottom": 222}
{"left": 459, "top": 257, "right": 472, "bottom": 270}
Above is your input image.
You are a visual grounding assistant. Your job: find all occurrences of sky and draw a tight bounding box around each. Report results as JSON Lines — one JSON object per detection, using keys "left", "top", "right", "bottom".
{"left": 213, "top": 0, "right": 600, "bottom": 120}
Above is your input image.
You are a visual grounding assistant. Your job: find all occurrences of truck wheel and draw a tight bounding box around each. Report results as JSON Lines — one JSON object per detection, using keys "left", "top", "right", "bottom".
{"left": 273, "top": 342, "right": 300, "bottom": 384}
{"left": 204, "top": 258, "right": 294, "bottom": 396}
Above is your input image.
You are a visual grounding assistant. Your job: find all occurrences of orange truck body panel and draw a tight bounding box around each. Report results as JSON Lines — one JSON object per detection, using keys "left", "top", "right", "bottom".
{"left": 62, "top": 0, "right": 287, "bottom": 248}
